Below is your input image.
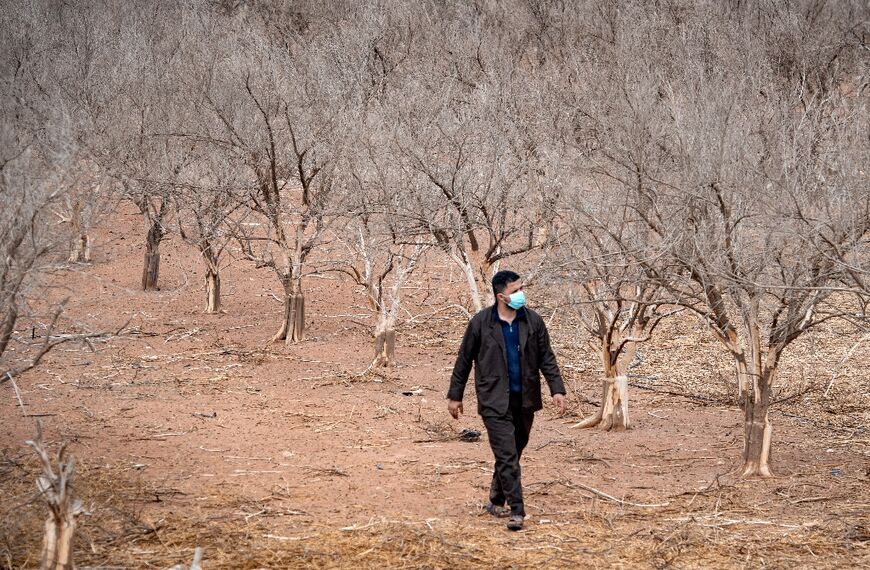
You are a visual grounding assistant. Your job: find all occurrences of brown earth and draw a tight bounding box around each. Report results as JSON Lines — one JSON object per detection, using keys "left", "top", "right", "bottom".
{"left": 1, "top": 209, "right": 868, "bottom": 569}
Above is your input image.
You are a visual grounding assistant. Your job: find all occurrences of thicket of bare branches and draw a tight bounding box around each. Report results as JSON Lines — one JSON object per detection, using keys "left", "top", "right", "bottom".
{"left": 0, "top": 1, "right": 97, "bottom": 375}
{"left": 2, "top": 0, "right": 867, "bottom": 479}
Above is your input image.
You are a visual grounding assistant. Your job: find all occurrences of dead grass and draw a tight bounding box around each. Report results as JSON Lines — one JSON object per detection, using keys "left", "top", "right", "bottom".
{"left": 2, "top": 446, "right": 868, "bottom": 570}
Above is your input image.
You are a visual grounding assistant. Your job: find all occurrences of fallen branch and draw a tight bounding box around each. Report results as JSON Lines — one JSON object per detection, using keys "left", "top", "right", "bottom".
{"left": 627, "top": 379, "right": 730, "bottom": 406}
{"left": 566, "top": 481, "right": 670, "bottom": 508}
{"left": 1, "top": 315, "right": 129, "bottom": 384}
{"left": 7, "top": 372, "right": 28, "bottom": 416}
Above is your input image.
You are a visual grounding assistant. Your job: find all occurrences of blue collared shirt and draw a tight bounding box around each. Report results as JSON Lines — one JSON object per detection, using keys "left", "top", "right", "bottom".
{"left": 494, "top": 306, "right": 525, "bottom": 393}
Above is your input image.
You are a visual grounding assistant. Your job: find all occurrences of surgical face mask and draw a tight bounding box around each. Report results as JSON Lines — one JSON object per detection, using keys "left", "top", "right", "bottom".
{"left": 504, "top": 290, "right": 526, "bottom": 310}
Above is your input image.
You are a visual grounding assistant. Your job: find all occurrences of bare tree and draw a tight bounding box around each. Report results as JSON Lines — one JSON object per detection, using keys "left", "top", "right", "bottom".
{"left": 173, "top": 150, "right": 247, "bottom": 314}
{"left": 46, "top": 3, "right": 123, "bottom": 266}
{"left": 342, "top": 214, "right": 426, "bottom": 368}
{"left": 26, "top": 422, "right": 83, "bottom": 570}
{"left": 583, "top": 2, "right": 870, "bottom": 476}
{"left": 199, "top": 8, "right": 365, "bottom": 343}
{"left": 59, "top": 180, "right": 108, "bottom": 264}
{"left": 0, "top": 0, "right": 79, "bottom": 367}
{"left": 337, "top": 135, "right": 428, "bottom": 367}
{"left": 554, "top": 190, "right": 680, "bottom": 431}
{"left": 0, "top": 7, "right": 117, "bottom": 374}
{"left": 395, "top": 6, "right": 560, "bottom": 312}
{"left": 96, "top": 2, "right": 196, "bottom": 291}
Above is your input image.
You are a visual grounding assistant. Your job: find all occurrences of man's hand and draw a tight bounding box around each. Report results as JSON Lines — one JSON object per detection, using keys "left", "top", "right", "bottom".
{"left": 552, "top": 393, "right": 566, "bottom": 415}
{"left": 448, "top": 399, "right": 464, "bottom": 419}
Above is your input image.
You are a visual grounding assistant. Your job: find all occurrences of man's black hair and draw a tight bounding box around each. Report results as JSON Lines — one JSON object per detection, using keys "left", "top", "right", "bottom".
{"left": 492, "top": 270, "right": 521, "bottom": 297}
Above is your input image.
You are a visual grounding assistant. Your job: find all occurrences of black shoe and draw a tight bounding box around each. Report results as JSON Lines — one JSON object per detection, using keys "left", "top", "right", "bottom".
{"left": 507, "top": 514, "right": 524, "bottom": 531}
{"left": 485, "top": 502, "right": 510, "bottom": 518}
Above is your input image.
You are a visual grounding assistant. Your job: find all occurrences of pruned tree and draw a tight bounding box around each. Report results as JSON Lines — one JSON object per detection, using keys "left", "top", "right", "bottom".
{"left": 338, "top": 134, "right": 428, "bottom": 367}
{"left": 541, "top": 1, "right": 686, "bottom": 432}
{"left": 105, "top": 10, "right": 182, "bottom": 291}
{"left": 44, "top": 3, "right": 123, "bottom": 266}
{"left": 583, "top": 1, "right": 870, "bottom": 476}
{"left": 554, "top": 190, "right": 680, "bottom": 431}
{"left": 343, "top": 213, "right": 426, "bottom": 368}
{"left": 26, "top": 422, "right": 83, "bottom": 570}
{"left": 173, "top": 150, "right": 247, "bottom": 314}
{"left": 203, "top": 9, "right": 363, "bottom": 344}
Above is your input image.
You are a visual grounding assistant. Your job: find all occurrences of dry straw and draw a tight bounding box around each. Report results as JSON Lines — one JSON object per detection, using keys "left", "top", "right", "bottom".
{"left": 2, "top": 451, "right": 868, "bottom": 569}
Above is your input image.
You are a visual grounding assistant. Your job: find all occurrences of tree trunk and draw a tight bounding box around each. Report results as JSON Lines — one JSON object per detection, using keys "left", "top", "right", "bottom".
{"left": 734, "top": 355, "right": 751, "bottom": 410}
{"left": 41, "top": 513, "right": 77, "bottom": 570}
{"left": 67, "top": 234, "right": 90, "bottom": 263}
{"left": 458, "top": 257, "right": 483, "bottom": 312}
{"left": 205, "top": 269, "right": 221, "bottom": 314}
{"left": 272, "top": 278, "right": 305, "bottom": 344}
{"left": 40, "top": 517, "right": 58, "bottom": 570}
{"left": 372, "top": 320, "right": 396, "bottom": 367}
{"left": 467, "top": 228, "right": 479, "bottom": 252}
{"left": 141, "top": 222, "right": 163, "bottom": 291}
{"left": 28, "top": 424, "right": 82, "bottom": 570}
{"left": 142, "top": 250, "right": 160, "bottom": 291}
{"left": 66, "top": 198, "right": 91, "bottom": 264}
{"left": 741, "top": 367, "right": 773, "bottom": 477}
{"left": 477, "top": 258, "right": 498, "bottom": 308}
{"left": 572, "top": 375, "right": 630, "bottom": 431}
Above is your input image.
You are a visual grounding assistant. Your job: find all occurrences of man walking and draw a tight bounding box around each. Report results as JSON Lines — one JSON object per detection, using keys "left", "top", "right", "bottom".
{"left": 447, "top": 270, "right": 566, "bottom": 531}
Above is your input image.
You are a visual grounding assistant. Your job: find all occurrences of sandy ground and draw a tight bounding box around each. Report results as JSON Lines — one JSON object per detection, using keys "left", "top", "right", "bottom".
{"left": 1, "top": 209, "right": 868, "bottom": 568}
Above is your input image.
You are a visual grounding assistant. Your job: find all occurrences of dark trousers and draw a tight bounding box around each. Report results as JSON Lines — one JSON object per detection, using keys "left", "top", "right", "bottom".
{"left": 482, "top": 392, "right": 534, "bottom": 516}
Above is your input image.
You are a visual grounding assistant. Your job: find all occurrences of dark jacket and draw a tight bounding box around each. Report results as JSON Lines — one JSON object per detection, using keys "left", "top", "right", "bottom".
{"left": 447, "top": 305, "right": 566, "bottom": 417}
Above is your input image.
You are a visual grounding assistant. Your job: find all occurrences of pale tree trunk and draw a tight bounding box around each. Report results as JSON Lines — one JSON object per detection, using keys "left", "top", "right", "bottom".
{"left": 446, "top": 247, "right": 489, "bottom": 312}
{"left": 141, "top": 221, "right": 163, "bottom": 291}
{"left": 67, "top": 199, "right": 91, "bottom": 263}
{"left": 372, "top": 316, "right": 396, "bottom": 368}
{"left": 743, "top": 299, "right": 782, "bottom": 477}
{"left": 364, "top": 275, "right": 390, "bottom": 366}
{"left": 455, "top": 251, "right": 484, "bottom": 312}
{"left": 721, "top": 327, "right": 751, "bottom": 408}
{"left": 41, "top": 511, "right": 78, "bottom": 570}
{"left": 365, "top": 245, "right": 425, "bottom": 367}
{"left": 201, "top": 248, "right": 222, "bottom": 314}
{"left": 67, "top": 234, "right": 90, "bottom": 264}
{"left": 740, "top": 316, "right": 777, "bottom": 477}
{"left": 272, "top": 275, "right": 305, "bottom": 344}
{"left": 572, "top": 339, "right": 635, "bottom": 431}
{"left": 205, "top": 269, "right": 221, "bottom": 314}
{"left": 707, "top": 305, "right": 776, "bottom": 477}
{"left": 476, "top": 255, "right": 498, "bottom": 308}
{"left": 573, "top": 376, "right": 630, "bottom": 430}
{"left": 741, "top": 364, "right": 774, "bottom": 477}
